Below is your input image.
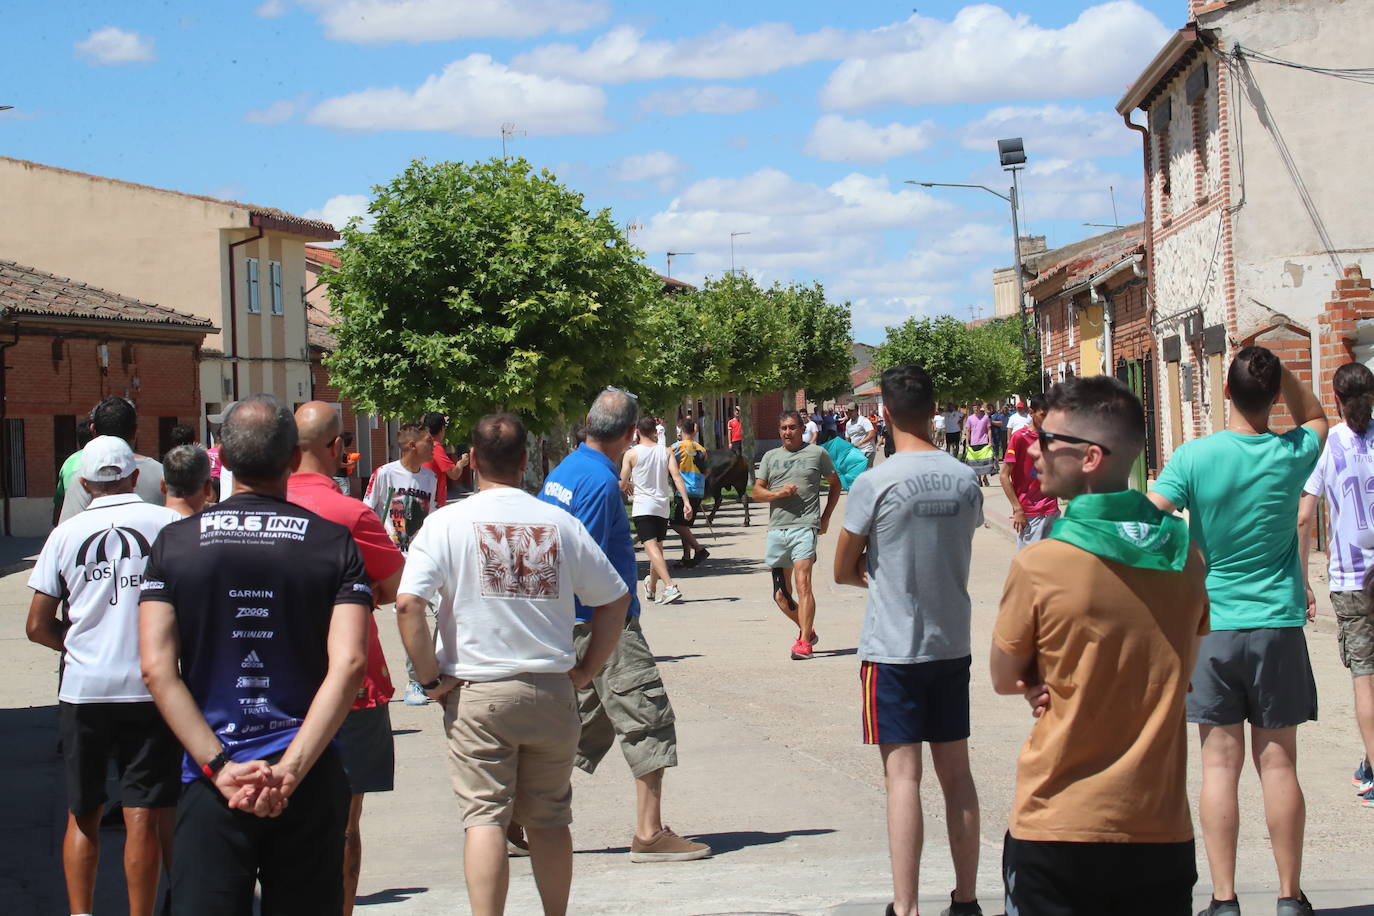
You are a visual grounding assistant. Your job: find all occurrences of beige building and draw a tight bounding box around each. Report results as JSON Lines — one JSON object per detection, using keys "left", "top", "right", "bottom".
{"left": 0, "top": 157, "right": 338, "bottom": 432}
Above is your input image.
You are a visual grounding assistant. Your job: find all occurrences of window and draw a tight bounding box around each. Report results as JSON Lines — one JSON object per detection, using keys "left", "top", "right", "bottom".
{"left": 246, "top": 257, "right": 260, "bottom": 314}
{"left": 270, "top": 261, "right": 283, "bottom": 315}
{"left": 4, "top": 419, "right": 26, "bottom": 498}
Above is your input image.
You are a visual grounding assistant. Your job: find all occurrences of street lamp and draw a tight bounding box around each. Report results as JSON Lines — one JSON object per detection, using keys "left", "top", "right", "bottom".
{"left": 666, "top": 251, "right": 695, "bottom": 276}
{"left": 729, "top": 231, "right": 750, "bottom": 276}
{"left": 905, "top": 136, "right": 1031, "bottom": 353}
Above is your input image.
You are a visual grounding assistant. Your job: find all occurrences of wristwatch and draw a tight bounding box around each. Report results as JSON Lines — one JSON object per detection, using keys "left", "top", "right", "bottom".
{"left": 201, "top": 749, "right": 229, "bottom": 781}
{"left": 420, "top": 676, "right": 443, "bottom": 691}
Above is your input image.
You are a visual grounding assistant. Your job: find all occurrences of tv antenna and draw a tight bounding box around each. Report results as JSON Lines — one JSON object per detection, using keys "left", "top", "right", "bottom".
{"left": 666, "top": 251, "right": 695, "bottom": 275}
{"left": 500, "top": 122, "right": 526, "bottom": 159}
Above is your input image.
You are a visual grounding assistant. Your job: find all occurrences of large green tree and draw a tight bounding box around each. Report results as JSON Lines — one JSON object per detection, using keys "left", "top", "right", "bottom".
{"left": 875, "top": 315, "right": 1034, "bottom": 403}
{"left": 323, "top": 157, "right": 663, "bottom": 436}
{"left": 772, "top": 281, "right": 856, "bottom": 404}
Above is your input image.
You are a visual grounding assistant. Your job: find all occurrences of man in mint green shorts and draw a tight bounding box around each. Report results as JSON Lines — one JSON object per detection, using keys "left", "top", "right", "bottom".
{"left": 1149, "top": 345, "right": 1327, "bottom": 916}
{"left": 753, "top": 410, "right": 841, "bottom": 661}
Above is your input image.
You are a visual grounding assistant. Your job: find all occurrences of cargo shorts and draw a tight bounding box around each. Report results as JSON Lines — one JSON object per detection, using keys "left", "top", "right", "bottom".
{"left": 1332, "top": 590, "right": 1374, "bottom": 678}
{"left": 573, "top": 616, "right": 678, "bottom": 778}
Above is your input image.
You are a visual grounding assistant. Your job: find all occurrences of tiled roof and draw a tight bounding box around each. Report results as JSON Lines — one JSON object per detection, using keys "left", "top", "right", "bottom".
{"left": 658, "top": 273, "right": 696, "bottom": 292}
{"left": 306, "top": 304, "right": 338, "bottom": 351}
{"left": 0, "top": 260, "right": 215, "bottom": 331}
{"left": 1026, "top": 224, "right": 1146, "bottom": 300}
{"left": 2, "top": 157, "right": 340, "bottom": 241}
{"left": 305, "top": 245, "right": 341, "bottom": 269}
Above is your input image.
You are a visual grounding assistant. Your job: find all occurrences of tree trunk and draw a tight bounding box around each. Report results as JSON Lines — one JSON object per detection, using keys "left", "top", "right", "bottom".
{"left": 740, "top": 392, "right": 758, "bottom": 486}
{"left": 522, "top": 431, "right": 545, "bottom": 492}
{"left": 699, "top": 392, "right": 718, "bottom": 450}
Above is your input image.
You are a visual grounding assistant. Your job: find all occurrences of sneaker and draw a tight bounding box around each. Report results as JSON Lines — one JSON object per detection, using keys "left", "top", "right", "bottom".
{"left": 661, "top": 584, "right": 684, "bottom": 604}
{"left": 1276, "top": 893, "right": 1313, "bottom": 916}
{"left": 940, "top": 893, "right": 984, "bottom": 916}
{"left": 790, "top": 638, "right": 814, "bottom": 660}
{"left": 1355, "top": 757, "right": 1373, "bottom": 793}
{"left": 693, "top": 547, "right": 711, "bottom": 566}
{"left": 1361, "top": 784, "right": 1374, "bottom": 808}
{"left": 1197, "top": 899, "right": 1241, "bottom": 916}
{"left": 643, "top": 575, "right": 655, "bottom": 602}
{"left": 506, "top": 823, "right": 531, "bottom": 857}
{"left": 807, "top": 629, "right": 819, "bottom": 647}
{"left": 629, "top": 826, "right": 711, "bottom": 863}
{"left": 404, "top": 682, "right": 431, "bottom": 706}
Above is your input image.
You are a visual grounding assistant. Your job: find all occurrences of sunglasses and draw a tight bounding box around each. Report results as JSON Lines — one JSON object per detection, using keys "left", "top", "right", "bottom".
{"left": 1037, "top": 428, "right": 1112, "bottom": 455}
{"left": 604, "top": 385, "right": 639, "bottom": 400}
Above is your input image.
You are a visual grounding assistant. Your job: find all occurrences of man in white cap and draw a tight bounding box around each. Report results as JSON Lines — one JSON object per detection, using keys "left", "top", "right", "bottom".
{"left": 26, "top": 436, "right": 183, "bottom": 916}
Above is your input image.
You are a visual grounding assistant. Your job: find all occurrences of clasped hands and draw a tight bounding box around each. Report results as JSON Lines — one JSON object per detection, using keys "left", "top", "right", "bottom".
{"left": 213, "top": 760, "right": 300, "bottom": 818}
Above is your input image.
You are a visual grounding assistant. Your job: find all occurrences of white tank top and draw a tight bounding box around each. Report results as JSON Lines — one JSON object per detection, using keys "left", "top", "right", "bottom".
{"left": 630, "top": 442, "right": 671, "bottom": 518}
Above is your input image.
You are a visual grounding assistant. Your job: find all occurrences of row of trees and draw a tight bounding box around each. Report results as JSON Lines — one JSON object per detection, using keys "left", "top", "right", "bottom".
{"left": 874, "top": 314, "right": 1038, "bottom": 406}
{"left": 322, "top": 156, "right": 854, "bottom": 477}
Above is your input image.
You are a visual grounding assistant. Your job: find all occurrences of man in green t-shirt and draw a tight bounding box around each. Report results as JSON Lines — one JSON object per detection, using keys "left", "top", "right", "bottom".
{"left": 752, "top": 410, "right": 840, "bottom": 661}
{"left": 1148, "top": 345, "right": 1327, "bottom": 916}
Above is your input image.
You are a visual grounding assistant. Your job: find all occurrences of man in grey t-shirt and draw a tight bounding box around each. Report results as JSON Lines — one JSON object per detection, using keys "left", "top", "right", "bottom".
{"left": 752, "top": 411, "right": 840, "bottom": 661}
{"left": 59, "top": 397, "right": 166, "bottom": 523}
{"left": 834, "top": 364, "right": 986, "bottom": 916}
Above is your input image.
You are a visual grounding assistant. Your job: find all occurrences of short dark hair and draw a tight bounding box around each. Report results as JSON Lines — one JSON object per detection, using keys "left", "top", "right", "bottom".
{"left": 636, "top": 416, "right": 658, "bottom": 438}
{"left": 398, "top": 422, "right": 428, "bottom": 448}
{"left": 779, "top": 410, "right": 802, "bottom": 426}
{"left": 342, "top": 431, "right": 354, "bottom": 448}
{"left": 1228, "top": 345, "right": 1283, "bottom": 413}
{"left": 880, "top": 364, "right": 935, "bottom": 428}
{"left": 1046, "top": 375, "right": 1145, "bottom": 452}
{"left": 471, "top": 413, "right": 526, "bottom": 475}
{"left": 163, "top": 445, "right": 211, "bottom": 497}
{"left": 1027, "top": 393, "right": 1048, "bottom": 413}
{"left": 680, "top": 418, "right": 697, "bottom": 435}
{"left": 91, "top": 396, "right": 137, "bottom": 443}
{"left": 422, "top": 412, "right": 447, "bottom": 437}
{"left": 170, "top": 424, "right": 196, "bottom": 448}
{"left": 221, "top": 394, "right": 297, "bottom": 483}
{"left": 75, "top": 415, "right": 95, "bottom": 449}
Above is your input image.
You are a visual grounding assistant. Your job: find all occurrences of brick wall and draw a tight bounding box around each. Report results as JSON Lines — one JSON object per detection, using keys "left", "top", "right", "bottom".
{"left": 8, "top": 326, "right": 203, "bottom": 498}
{"left": 1318, "top": 265, "right": 1374, "bottom": 417}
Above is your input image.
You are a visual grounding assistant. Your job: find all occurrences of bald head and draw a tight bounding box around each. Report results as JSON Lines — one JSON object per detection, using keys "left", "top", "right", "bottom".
{"left": 295, "top": 401, "right": 342, "bottom": 452}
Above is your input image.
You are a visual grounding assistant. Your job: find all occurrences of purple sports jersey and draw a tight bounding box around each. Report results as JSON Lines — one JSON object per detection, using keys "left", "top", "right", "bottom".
{"left": 1304, "top": 421, "right": 1374, "bottom": 591}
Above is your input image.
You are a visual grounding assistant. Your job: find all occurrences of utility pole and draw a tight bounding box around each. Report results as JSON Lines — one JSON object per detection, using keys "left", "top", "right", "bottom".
{"left": 730, "top": 231, "right": 750, "bottom": 276}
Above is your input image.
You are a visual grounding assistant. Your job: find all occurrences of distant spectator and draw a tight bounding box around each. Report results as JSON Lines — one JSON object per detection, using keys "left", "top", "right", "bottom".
{"left": 60, "top": 397, "right": 165, "bottom": 523}
{"left": 169, "top": 424, "right": 197, "bottom": 448}
{"left": 421, "top": 412, "right": 471, "bottom": 508}
{"left": 161, "top": 445, "right": 214, "bottom": 517}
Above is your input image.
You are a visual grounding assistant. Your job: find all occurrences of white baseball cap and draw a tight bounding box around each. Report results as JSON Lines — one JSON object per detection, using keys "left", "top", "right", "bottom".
{"left": 80, "top": 436, "right": 137, "bottom": 482}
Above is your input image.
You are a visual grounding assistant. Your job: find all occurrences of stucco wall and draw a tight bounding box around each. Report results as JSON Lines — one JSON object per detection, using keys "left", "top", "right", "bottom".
{"left": 1207, "top": 0, "right": 1374, "bottom": 326}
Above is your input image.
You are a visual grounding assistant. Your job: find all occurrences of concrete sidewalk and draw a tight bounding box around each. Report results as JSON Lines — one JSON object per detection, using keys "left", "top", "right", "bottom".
{"left": 3, "top": 486, "right": 1372, "bottom": 914}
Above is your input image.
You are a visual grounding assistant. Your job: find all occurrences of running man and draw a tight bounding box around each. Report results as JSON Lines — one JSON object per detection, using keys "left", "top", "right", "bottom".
{"left": 834, "top": 366, "right": 985, "bottom": 916}
{"left": 1299, "top": 362, "right": 1374, "bottom": 806}
{"left": 993, "top": 375, "right": 1209, "bottom": 915}
{"left": 1149, "top": 345, "right": 1326, "bottom": 916}
{"left": 621, "top": 417, "right": 693, "bottom": 604}
{"left": 670, "top": 419, "right": 711, "bottom": 569}
{"left": 1000, "top": 394, "right": 1057, "bottom": 549}
{"left": 27, "top": 437, "right": 182, "bottom": 916}
{"left": 754, "top": 410, "right": 842, "bottom": 660}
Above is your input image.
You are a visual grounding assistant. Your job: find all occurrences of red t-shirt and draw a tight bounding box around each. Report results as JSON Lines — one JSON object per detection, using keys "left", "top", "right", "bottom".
{"left": 727, "top": 417, "right": 742, "bottom": 443}
{"left": 425, "top": 442, "right": 455, "bottom": 508}
{"left": 1003, "top": 426, "right": 1059, "bottom": 517}
{"left": 287, "top": 472, "right": 405, "bottom": 708}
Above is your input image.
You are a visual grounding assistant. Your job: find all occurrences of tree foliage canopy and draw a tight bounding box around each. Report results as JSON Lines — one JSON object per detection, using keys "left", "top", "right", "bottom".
{"left": 875, "top": 316, "right": 1036, "bottom": 403}
{"left": 323, "top": 157, "right": 662, "bottom": 434}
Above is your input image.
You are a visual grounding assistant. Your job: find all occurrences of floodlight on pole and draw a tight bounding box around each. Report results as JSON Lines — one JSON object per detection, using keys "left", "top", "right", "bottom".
{"left": 0, "top": 106, "right": 13, "bottom": 112}
{"left": 729, "top": 231, "right": 751, "bottom": 275}
{"left": 666, "top": 251, "right": 695, "bottom": 275}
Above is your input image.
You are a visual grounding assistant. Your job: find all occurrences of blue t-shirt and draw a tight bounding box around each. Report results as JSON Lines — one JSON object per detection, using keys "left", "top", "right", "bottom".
{"left": 141, "top": 493, "right": 372, "bottom": 780}
{"left": 539, "top": 444, "right": 641, "bottom": 622}
{"left": 990, "top": 412, "right": 1008, "bottom": 437}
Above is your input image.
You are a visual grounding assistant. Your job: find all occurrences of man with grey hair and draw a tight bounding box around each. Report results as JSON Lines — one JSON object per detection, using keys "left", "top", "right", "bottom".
{"left": 536, "top": 388, "right": 710, "bottom": 863}
{"left": 161, "top": 444, "right": 215, "bottom": 516}
{"left": 140, "top": 394, "right": 372, "bottom": 914}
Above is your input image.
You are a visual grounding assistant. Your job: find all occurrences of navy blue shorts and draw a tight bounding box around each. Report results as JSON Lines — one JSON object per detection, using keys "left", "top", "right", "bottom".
{"left": 860, "top": 656, "right": 971, "bottom": 745}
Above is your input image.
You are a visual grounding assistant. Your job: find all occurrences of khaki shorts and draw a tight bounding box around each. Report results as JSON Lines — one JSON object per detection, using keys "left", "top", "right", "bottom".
{"left": 764, "top": 526, "right": 818, "bottom": 568}
{"left": 573, "top": 616, "right": 678, "bottom": 778}
{"left": 442, "top": 673, "right": 581, "bottom": 830}
{"left": 1332, "top": 590, "right": 1374, "bottom": 677}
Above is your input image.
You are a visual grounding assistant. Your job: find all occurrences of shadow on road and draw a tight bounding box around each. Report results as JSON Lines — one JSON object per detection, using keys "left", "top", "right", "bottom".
{"left": 654, "top": 654, "right": 705, "bottom": 664}
{"left": 355, "top": 886, "right": 428, "bottom": 906}
{"left": 1317, "top": 907, "right": 1374, "bottom": 915}
{"left": 578, "top": 827, "right": 837, "bottom": 858}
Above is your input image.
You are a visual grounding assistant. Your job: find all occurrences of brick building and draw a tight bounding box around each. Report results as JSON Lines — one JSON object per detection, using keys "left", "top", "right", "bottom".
{"left": 0, "top": 260, "right": 213, "bottom": 535}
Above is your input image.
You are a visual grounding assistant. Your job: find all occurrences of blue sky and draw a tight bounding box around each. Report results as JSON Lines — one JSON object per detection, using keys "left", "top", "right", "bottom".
{"left": 3, "top": 0, "right": 1185, "bottom": 343}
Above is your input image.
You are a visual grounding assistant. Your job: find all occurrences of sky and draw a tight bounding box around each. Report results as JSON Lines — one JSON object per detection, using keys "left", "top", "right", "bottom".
{"left": 3, "top": 0, "right": 1185, "bottom": 344}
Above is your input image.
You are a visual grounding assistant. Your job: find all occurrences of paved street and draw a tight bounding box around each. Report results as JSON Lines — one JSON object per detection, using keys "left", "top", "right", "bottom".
{"left": 3, "top": 484, "right": 1373, "bottom": 914}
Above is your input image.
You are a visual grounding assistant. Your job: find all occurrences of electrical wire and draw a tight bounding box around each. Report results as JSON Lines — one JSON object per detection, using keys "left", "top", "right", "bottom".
{"left": 1232, "top": 44, "right": 1374, "bottom": 86}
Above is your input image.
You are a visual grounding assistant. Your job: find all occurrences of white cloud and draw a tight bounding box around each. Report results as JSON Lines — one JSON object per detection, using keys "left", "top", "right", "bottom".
{"left": 255, "top": 0, "right": 287, "bottom": 17}
{"left": 821, "top": 2, "right": 1171, "bottom": 109}
{"left": 513, "top": 22, "right": 881, "bottom": 83}
{"left": 306, "top": 54, "right": 609, "bottom": 135}
{"left": 301, "top": 0, "right": 607, "bottom": 43}
{"left": 245, "top": 96, "right": 307, "bottom": 125}
{"left": 304, "top": 194, "right": 372, "bottom": 232}
{"left": 961, "top": 105, "right": 1136, "bottom": 159}
{"left": 74, "top": 27, "right": 156, "bottom": 65}
{"left": 611, "top": 152, "right": 685, "bottom": 192}
{"left": 804, "top": 114, "right": 936, "bottom": 165}
{"left": 639, "top": 85, "right": 766, "bottom": 117}
{"left": 1009, "top": 158, "right": 1143, "bottom": 224}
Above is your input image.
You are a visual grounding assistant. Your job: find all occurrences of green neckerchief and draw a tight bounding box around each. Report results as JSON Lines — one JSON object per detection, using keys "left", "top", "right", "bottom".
{"left": 1049, "top": 489, "right": 1190, "bottom": 572}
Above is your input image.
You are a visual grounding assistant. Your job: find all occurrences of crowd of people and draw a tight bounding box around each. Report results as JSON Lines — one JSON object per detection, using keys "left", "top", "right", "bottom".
{"left": 19, "top": 340, "right": 1374, "bottom": 916}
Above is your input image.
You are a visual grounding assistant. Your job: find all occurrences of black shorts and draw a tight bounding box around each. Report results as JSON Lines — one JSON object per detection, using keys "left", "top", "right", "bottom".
{"left": 1003, "top": 833, "right": 1196, "bottom": 916}
{"left": 337, "top": 704, "right": 395, "bottom": 794}
{"left": 171, "top": 747, "right": 349, "bottom": 916}
{"left": 59, "top": 701, "right": 181, "bottom": 815}
{"left": 633, "top": 514, "right": 669, "bottom": 543}
{"left": 946, "top": 432, "right": 962, "bottom": 449}
{"left": 670, "top": 496, "right": 703, "bottom": 527}
{"left": 860, "top": 657, "right": 971, "bottom": 745}
{"left": 1186, "top": 627, "right": 1318, "bottom": 728}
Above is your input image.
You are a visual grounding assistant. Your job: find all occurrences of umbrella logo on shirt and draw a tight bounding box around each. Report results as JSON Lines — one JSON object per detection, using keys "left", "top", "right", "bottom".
{"left": 76, "top": 525, "right": 153, "bottom": 606}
